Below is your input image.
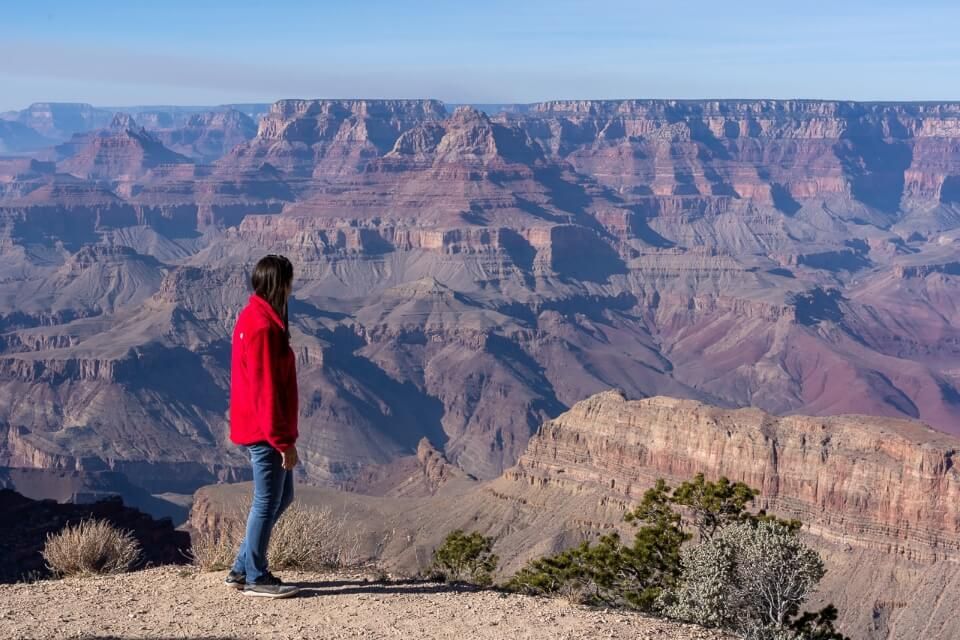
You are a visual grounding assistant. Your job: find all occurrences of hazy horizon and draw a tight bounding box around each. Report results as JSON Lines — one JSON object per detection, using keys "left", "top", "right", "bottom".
{"left": 3, "top": 0, "right": 960, "bottom": 111}
{"left": 10, "top": 95, "right": 960, "bottom": 114}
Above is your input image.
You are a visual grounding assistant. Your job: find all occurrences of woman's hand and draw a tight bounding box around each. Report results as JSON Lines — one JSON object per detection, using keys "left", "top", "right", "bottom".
{"left": 281, "top": 444, "right": 299, "bottom": 470}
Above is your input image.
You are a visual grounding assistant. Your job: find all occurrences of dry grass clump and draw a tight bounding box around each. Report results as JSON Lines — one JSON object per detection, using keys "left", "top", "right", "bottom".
{"left": 189, "top": 526, "right": 240, "bottom": 572}
{"left": 267, "top": 503, "right": 347, "bottom": 570}
{"left": 190, "top": 500, "right": 358, "bottom": 572}
{"left": 42, "top": 519, "right": 143, "bottom": 577}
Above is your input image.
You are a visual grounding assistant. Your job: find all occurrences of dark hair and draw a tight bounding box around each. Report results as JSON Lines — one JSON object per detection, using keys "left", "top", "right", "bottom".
{"left": 251, "top": 254, "right": 294, "bottom": 340}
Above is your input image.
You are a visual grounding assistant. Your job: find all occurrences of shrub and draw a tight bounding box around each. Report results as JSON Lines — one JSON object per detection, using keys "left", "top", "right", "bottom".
{"left": 788, "top": 605, "right": 848, "bottom": 640}
{"left": 508, "top": 480, "right": 689, "bottom": 611}
{"left": 268, "top": 503, "right": 347, "bottom": 570}
{"left": 508, "top": 532, "right": 673, "bottom": 608}
{"left": 506, "top": 540, "right": 599, "bottom": 602}
{"left": 669, "top": 473, "right": 758, "bottom": 539}
{"left": 507, "top": 474, "right": 848, "bottom": 636}
{"left": 741, "top": 625, "right": 800, "bottom": 640}
{"left": 189, "top": 525, "right": 241, "bottom": 572}
{"left": 732, "top": 521, "right": 824, "bottom": 627}
{"left": 657, "top": 532, "right": 738, "bottom": 628}
{"left": 190, "top": 500, "right": 352, "bottom": 572}
{"left": 430, "top": 530, "right": 498, "bottom": 586}
{"left": 662, "top": 520, "right": 846, "bottom": 639}
{"left": 660, "top": 473, "right": 801, "bottom": 540}
{"left": 42, "top": 519, "right": 143, "bottom": 577}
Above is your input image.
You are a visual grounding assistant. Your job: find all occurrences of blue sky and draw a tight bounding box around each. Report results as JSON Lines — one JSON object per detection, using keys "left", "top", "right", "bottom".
{"left": 2, "top": 0, "right": 959, "bottom": 109}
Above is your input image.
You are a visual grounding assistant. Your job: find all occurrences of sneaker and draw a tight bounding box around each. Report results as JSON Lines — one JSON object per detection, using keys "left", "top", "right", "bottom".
{"left": 224, "top": 570, "right": 246, "bottom": 589}
{"left": 242, "top": 572, "right": 300, "bottom": 599}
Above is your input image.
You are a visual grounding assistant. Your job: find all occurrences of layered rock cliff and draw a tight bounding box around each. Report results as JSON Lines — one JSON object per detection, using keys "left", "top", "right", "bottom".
{"left": 1, "top": 489, "right": 189, "bottom": 583}
{"left": 509, "top": 391, "right": 960, "bottom": 639}
{"left": 0, "top": 102, "right": 113, "bottom": 141}
{"left": 57, "top": 114, "right": 193, "bottom": 180}
{"left": 3, "top": 97, "right": 960, "bottom": 511}
{"left": 513, "top": 390, "right": 960, "bottom": 560}
{"left": 0, "top": 121, "right": 52, "bottom": 154}
{"left": 190, "top": 390, "right": 960, "bottom": 639}
{"left": 225, "top": 99, "right": 448, "bottom": 177}
{"left": 512, "top": 100, "right": 960, "bottom": 215}
{"left": 152, "top": 109, "right": 257, "bottom": 162}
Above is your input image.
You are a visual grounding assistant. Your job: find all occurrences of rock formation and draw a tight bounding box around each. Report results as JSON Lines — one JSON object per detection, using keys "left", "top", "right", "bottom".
{"left": 514, "top": 391, "right": 960, "bottom": 560}
{"left": 151, "top": 109, "right": 258, "bottom": 162}
{"left": 57, "top": 114, "right": 193, "bottom": 180}
{"left": 1, "top": 488, "right": 189, "bottom": 583}
{"left": 1, "top": 97, "right": 960, "bottom": 510}
{"left": 0, "top": 103, "right": 113, "bottom": 141}
{"left": 0, "top": 121, "right": 53, "bottom": 154}
{"left": 192, "top": 390, "right": 960, "bottom": 639}
{"left": 224, "top": 98, "right": 449, "bottom": 177}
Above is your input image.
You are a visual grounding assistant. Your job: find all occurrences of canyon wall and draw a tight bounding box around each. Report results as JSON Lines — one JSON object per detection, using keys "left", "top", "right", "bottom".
{"left": 191, "top": 389, "right": 960, "bottom": 639}
{"left": 515, "top": 390, "right": 960, "bottom": 561}
{"left": 1, "top": 98, "right": 960, "bottom": 509}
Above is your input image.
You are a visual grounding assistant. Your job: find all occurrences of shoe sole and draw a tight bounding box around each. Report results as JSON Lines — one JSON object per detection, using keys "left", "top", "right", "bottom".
{"left": 242, "top": 588, "right": 301, "bottom": 599}
{"left": 225, "top": 580, "right": 245, "bottom": 590}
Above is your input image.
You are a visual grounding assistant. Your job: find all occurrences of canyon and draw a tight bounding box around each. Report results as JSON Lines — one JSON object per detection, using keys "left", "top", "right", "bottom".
{"left": 1, "top": 98, "right": 959, "bottom": 495}
{"left": 192, "top": 390, "right": 960, "bottom": 640}
{"left": 1, "top": 98, "right": 960, "bottom": 637}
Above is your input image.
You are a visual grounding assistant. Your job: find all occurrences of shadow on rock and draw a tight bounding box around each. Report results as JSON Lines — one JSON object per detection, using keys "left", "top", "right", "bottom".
{"left": 294, "top": 578, "right": 485, "bottom": 598}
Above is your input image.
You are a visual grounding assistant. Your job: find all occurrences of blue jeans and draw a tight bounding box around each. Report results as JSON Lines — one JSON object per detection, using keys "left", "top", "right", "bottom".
{"left": 231, "top": 442, "right": 294, "bottom": 583}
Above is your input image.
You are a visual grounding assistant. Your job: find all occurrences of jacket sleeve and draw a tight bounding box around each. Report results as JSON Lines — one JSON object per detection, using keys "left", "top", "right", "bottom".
{"left": 246, "top": 327, "right": 296, "bottom": 452}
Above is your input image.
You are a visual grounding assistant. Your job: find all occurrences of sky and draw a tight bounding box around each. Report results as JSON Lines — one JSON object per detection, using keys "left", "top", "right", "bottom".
{"left": 2, "top": 0, "right": 960, "bottom": 110}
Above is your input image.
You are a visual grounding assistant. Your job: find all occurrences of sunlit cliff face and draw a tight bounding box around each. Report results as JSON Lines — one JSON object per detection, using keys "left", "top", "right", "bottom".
{"left": 0, "top": 98, "right": 959, "bottom": 495}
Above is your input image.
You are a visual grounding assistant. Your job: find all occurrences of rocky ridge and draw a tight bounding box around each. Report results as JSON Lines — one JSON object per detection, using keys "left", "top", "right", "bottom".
{"left": 57, "top": 114, "right": 193, "bottom": 180}
{"left": 0, "top": 489, "right": 189, "bottom": 583}
{"left": 2, "top": 97, "right": 960, "bottom": 503}
{"left": 0, "top": 566, "right": 733, "bottom": 640}
{"left": 191, "top": 390, "right": 960, "bottom": 639}
{"left": 151, "top": 109, "right": 258, "bottom": 162}
{"left": 513, "top": 390, "right": 960, "bottom": 561}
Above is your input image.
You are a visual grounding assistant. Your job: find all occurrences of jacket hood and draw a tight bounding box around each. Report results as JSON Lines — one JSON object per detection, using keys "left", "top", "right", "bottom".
{"left": 248, "top": 293, "right": 286, "bottom": 331}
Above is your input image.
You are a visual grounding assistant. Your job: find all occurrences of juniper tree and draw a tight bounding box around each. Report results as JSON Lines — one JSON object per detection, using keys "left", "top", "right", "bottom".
{"left": 669, "top": 473, "right": 758, "bottom": 539}
{"left": 430, "top": 530, "right": 498, "bottom": 586}
{"left": 664, "top": 520, "right": 839, "bottom": 638}
{"left": 509, "top": 479, "right": 689, "bottom": 610}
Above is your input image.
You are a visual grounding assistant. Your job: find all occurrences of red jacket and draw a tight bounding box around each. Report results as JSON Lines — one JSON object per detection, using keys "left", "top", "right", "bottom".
{"left": 229, "top": 293, "right": 299, "bottom": 452}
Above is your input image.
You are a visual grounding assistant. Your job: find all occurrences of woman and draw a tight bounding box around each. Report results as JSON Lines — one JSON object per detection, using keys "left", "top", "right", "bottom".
{"left": 225, "top": 254, "right": 301, "bottom": 598}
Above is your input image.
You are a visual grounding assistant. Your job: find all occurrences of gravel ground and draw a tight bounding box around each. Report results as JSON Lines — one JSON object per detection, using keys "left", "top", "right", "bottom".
{"left": 0, "top": 566, "right": 734, "bottom": 640}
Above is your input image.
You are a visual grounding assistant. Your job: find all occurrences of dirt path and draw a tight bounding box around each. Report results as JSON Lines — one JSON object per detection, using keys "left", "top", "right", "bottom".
{"left": 0, "top": 566, "right": 732, "bottom": 640}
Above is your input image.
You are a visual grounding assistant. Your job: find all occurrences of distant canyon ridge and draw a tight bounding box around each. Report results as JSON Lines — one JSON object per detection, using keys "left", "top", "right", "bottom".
{"left": 1, "top": 98, "right": 959, "bottom": 504}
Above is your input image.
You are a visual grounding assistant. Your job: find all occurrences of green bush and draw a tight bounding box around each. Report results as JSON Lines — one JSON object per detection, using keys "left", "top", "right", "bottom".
{"left": 668, "top": 473, "right": 758, "bottom": 539}
{"left": 508, "top": 480, "right": 689, "bottom": 611}
{"left": 652, "top": 473, "right": 800, "bottom": 540}
{"left": 788, "top": 605, "right": 848, "bottom": 640}
{"left": 430, "top": 530, "right": 498, "bottom": 586}
{"left": 505, "top": 539, "right": 599, "bottom": 602}
{"left": 660, "top": 514, "right": 847, "bottom": 639}
{"left": 506, "top": 473, "right": 847, "bottom": 639}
